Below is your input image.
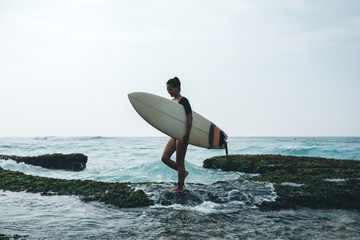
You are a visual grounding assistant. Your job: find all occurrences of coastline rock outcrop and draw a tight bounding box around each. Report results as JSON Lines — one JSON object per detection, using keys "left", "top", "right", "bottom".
{"left": 0, "top": 153, "right": 87, "bottom": 171}
{"left": 1, "top": 153, "right": 359, "bottom": 211}
{"left": 0, "top": 166, "right": 153, "bottom": 208}
{"left": 203, "top": 154, "right": 360, "bottom": 211}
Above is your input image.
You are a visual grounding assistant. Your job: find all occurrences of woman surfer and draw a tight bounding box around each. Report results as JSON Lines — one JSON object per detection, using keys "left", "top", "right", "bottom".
{"left": 161, "top": 77, "right": 193, "bottom": 192}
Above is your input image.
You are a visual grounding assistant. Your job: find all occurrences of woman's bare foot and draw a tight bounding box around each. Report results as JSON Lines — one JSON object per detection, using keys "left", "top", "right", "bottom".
{"left": 171, "top": 171, "right": 189, "bottom": 192}
{"left": 171, "top": 186, "right": 184, "bottom": 193}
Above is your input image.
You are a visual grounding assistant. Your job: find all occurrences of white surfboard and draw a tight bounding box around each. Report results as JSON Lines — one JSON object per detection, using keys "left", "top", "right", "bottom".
{"left": 128, "top": 92, "right": 228, "bottom": 150}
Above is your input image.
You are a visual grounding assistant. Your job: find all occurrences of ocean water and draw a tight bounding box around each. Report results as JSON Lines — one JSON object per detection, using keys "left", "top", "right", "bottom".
{"left": 1, "top": 137, "right": 360, "bottom": 239}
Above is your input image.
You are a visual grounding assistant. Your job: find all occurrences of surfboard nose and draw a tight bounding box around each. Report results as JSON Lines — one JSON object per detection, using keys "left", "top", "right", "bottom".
{"left": 128, "top": 92, "right": 137, "bottom": 99}
{"left": 128, "top": 92, "right": 143, "bottom": 103}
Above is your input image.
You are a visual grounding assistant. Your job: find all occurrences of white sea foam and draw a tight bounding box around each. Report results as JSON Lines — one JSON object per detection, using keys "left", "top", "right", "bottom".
{"left": 281, "top": 182, "right": 305, "bottom": 187}
{"left": 151, "top": 201, "right": 223, "bottom": 214}
{"left": 324, "top": 178, "right": 347, "bottom": 182}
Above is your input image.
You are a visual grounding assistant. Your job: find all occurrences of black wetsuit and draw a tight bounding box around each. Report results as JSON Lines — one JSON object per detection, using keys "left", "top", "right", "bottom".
{"left": 172, "top": 97, "right": 192, "bottom": 141}
{"left": 178, "top": 97, "right": 192, "bottom": 115}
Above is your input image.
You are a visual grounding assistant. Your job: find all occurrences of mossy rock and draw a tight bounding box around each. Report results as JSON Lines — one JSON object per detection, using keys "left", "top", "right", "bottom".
{"left": 203, "top": 154, "right": 360, "bottom": 211}
{"left": 203, "top": 154, "right": 360, "bottom": 174}
{"left": 0, "top": 153, "right": 87, "bottom": 171}
{"left": 0, "top": 167, "right": 153, "bottom": 208}
{"left": 0, "top": 234, "right": 28, "bottom": 240}
{"left": 259, "top": 178, "right": 360, "bottom": 211}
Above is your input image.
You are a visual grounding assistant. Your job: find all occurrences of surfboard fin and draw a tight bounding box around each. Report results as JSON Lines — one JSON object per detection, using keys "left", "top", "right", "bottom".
{"left": 225, "top": 142, "right": 228, "bottom": 158}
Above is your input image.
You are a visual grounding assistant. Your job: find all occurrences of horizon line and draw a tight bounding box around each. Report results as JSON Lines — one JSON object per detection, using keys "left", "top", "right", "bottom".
{"left": 0, "top": 135, "right": 359, "bottom": 138}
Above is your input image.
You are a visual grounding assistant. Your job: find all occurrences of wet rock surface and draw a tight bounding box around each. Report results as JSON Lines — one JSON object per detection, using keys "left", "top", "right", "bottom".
{"left": 135, "top": 181, "right": 276, "bottom": 210}
{"left": 0, "top": 153, "right": 87, "bottom": 171}
{"left": 0, "top": 167, "right": 153, "bottom": 208}
{"left": 1, "top": 153, "right": 359, "bottom": 211}
{"left": 0, "top": 233, "right": 28, "bottom": 240}
{"left": 203, "top": 154, "right": 360, "bottom": 210}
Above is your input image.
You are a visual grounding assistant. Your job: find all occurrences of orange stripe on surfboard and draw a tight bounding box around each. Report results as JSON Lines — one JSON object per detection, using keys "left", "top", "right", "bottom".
{"left": 212, "top": 126, "right": 220, "bottom": 147}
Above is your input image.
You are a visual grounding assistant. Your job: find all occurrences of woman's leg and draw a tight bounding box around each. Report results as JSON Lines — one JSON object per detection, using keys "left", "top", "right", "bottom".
{"left": 161, "top": 138, "right": 177, "bottom": 171}
{"left": 171, "top": 140, "right": 188, "bottom": 192}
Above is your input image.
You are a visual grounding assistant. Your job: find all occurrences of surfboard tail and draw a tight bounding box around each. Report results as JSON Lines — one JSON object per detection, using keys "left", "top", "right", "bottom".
{"left": 208, "top": 123, "right": 228, "bottom": 149}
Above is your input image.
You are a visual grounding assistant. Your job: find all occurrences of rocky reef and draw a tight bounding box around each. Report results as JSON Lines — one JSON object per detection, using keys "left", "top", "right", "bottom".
{"left": 0, "top": 233, "right": 28, "bottom": 240}
{"left": 0, "top": 153, "right": 87, "bottom": 171}
{"left": 1, "top": 153, "right": 359, "bottom": 211}
{"left": 203, "top": 154, "right": 360, "bottom": 210}
{"left": 0, "top": 167, "right": 153, "bottom": 208}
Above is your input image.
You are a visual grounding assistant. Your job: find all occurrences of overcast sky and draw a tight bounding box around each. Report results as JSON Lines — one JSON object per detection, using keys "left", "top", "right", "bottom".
{"left": 1, "top": 0, "right": 359, "bottom": 137}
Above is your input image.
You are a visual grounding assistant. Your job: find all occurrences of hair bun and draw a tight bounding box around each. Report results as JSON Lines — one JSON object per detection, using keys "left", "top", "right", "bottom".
{"left": 166, "top": 77, "right": 181, "bottom": 92}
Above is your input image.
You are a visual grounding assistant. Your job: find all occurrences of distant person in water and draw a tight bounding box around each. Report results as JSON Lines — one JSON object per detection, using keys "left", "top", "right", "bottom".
{"left": 161, "top": 77, "right": 193, "bottom": 192}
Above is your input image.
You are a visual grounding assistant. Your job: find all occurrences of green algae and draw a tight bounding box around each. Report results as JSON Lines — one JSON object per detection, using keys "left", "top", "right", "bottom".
{"left": 0, "top": 234, "right": 27, "bottom": 240}
{"left": 259, "top": 178, "right": 360, "bottom": 211}
{"left": 203, "top": 154, "right": 360, "bottom": 211}
{"left": 1, "top": 153, "right": 359, "bottom": 211}
{"left": 204, "top": 154, "right": 360, "bottom": 174}
{"left": 0, "top": 167, "right": 153, "bottom": 208}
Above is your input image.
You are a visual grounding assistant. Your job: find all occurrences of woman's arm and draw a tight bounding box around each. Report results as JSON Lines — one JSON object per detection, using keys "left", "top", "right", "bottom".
{"left": 183, "top": 113, "right": 193, "bottom": 143}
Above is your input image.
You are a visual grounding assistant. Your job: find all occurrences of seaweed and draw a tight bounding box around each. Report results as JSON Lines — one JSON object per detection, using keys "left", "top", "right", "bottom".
{"left": 203, "top": 154, "right": 360, "bottom": 211}
{"left": 0, "top": 167, "right": 153, "bottom": 208}
{"left": 0, "top": 234, "right": 28, "bottom": 240}
{"left": 2, "top": 153, "right": 360, "bottom": 211}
